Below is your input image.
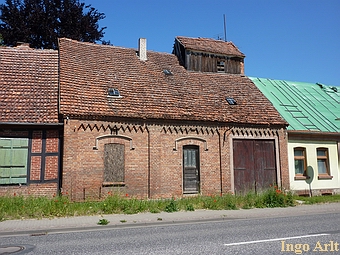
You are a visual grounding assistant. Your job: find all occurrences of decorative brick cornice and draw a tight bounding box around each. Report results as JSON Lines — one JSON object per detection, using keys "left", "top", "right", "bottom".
{"left": 230, "top": 127, "right": 279, "bottom": 138}
{"left": 77, "top": 122, "right": 148, "bottom": 133}
{"left": 162, "top": 125, "right": 218, "bottom": 135}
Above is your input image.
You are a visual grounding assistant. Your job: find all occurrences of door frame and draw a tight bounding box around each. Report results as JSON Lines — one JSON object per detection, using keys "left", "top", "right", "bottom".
{"left": 182, "top": 145, "right": 200, "bottom": 194}
{"left": 229, "top": 134, "right": 281, "bottom": 193}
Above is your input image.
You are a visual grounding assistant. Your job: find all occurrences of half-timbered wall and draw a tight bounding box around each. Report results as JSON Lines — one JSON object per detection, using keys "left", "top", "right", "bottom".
{"left": 0, "top": 128, "right": 62, "bottom": 197}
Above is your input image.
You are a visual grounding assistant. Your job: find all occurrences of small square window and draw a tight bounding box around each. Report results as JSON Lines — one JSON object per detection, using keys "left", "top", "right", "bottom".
{"left": 108, "top": 88, "right": 120, "bottom": 97}
{"left": 217, "top": 60, "right": 225, "bottom": 72}
{"left": 163, "top": 69, "right": 173, "bottom": 75}
{"left": 226, "top": 97, "right": 237, "bottom": 105}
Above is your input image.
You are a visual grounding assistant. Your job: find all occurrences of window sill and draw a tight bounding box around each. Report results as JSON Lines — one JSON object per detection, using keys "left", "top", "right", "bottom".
{"left": 0, "top": 183, "right": 27, "bottom": 186}
{"left": 102, "top": 182, "right": 125, "bottom": 187}
{"left": 318, "top": 175, "right": 333, "bottom": 180}
{"left": 294, "top": 175, "right": 310, "bottom": 180}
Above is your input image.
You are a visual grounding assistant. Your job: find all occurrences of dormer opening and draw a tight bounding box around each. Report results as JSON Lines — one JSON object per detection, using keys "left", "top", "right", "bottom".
{"left": 217, "top": 60, "right": 225, "bottom": 73}
{"left": 226, "top": 97, "right": 237, "bottom": 105}
{"left": 108, "top": 88, "right": 122, "bottom": 98}
{"left": 172, "top": 36, "right": 245, "bottom": 75}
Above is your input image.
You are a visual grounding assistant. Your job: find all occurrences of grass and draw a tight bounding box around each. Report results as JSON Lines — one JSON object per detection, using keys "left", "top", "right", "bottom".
{"left": 294, "top": 194, "right": 340, "bottom": 204}
{"left": 1, "top": 188, "right": 340, "bottom": 222}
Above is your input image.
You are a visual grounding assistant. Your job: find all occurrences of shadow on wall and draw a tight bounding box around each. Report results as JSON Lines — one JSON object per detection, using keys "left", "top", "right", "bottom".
{"left": 306, "top": 166, "right": 314, "bottom": 197}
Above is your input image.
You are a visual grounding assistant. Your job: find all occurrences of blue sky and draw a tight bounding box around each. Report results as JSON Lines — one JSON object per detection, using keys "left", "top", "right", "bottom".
{"left": 93, "top": 0, "right": 340, "bottom": 86}
{"left": 1, "top": 0, "right": 339, "bottom": 86}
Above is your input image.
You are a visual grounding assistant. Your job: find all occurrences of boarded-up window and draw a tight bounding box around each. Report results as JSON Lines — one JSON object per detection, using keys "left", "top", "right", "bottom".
{"left": 104, "top": 143, "right": 124, "bottom": 183}
{"left": 0, "top": 138, "right": 29, "bottom": 185}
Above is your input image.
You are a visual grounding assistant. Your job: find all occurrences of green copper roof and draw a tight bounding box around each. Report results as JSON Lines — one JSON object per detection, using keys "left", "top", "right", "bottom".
{"left": 250, "top": 77, "right": 340, "bottom": 132}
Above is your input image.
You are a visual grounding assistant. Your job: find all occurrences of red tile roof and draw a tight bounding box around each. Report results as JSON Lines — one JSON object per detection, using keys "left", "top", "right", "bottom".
{"left": 176, "top": 36, "right": 245, "bottom": 58}
{"left": 0, "top": 44, "right": 59, "bottom": 123}
{"left": 58, "top": 38, "right": 286, "bottom": 126}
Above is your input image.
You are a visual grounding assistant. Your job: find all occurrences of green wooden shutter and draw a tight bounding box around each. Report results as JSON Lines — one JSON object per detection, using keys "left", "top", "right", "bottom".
{"left": 0, "top": 138, "right": 28, "bottom": 184}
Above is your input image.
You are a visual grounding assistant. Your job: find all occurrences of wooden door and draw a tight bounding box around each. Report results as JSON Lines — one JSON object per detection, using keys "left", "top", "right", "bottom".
{"left": 183, "top": 146, "right": 200, "bottom": 194}
{"left": 233, "top": 139, "right": 276, "bottom": 194}
{"left": 254, "top": 140, "right": 276, "bottom": 191}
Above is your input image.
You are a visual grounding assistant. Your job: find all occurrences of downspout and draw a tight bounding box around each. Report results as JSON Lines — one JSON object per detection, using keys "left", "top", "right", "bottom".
{"left": 57, "top": 38, "right": 61, "bottom": 119}
{"left": 57, "top": 128, "right": 63, "bottom": 196}
{"left": 218, "top": 130, "right": 223, "bottom": 195}
{"left": 147, "top": 126, "right": 151, "bottom": 199}
{"left": 57, "top": 39, "right": 63, "bottom": 195}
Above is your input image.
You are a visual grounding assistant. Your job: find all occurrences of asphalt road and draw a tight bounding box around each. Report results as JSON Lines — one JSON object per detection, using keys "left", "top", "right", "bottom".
{"left": 1, "top": 211, "right": 340, "bottom": 254}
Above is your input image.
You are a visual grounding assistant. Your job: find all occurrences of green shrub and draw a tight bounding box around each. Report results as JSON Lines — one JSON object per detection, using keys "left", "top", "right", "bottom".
{"left": 262, "top": 186, "right": 292, "bottom": 208}
{"left": 186, "top": 204, "right": 195, "bottom": 211}
{"left": 222, "top": 194, "right": 237, "bottom": 210}
{"left": 97, "top": 218, "right": 110, "bottom": 225}
{"left": 165, "top": 199, "right": 178, "bottom": 212}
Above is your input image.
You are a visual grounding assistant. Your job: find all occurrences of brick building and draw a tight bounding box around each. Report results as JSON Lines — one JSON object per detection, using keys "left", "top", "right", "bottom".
{"left": 0, "top": 43, "right": 62, "bottom": 197}
{"left": 58, "top": 37, "right": 289, "bottom": 200}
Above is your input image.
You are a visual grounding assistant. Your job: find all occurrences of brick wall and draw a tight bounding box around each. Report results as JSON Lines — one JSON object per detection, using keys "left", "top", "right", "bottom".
{"left": 62, "top": 119, "right": 290, "bottom": 201}
{"left": 62, "top": 120, "right": 149, "bottom": 201}
{"left": 1, "top": 123, "right": 290, "bottom": 200}
{"left": 30, "top": 156, "right": 41, "bottom": 180}
{"left": 278, "top": 128, "right": 290, "bottom": 189}
{"left": 148, "top": 125, "right": 222, "bottom": 198}
{"left": 0, "top": 183, "right": 58, "bottom": 197}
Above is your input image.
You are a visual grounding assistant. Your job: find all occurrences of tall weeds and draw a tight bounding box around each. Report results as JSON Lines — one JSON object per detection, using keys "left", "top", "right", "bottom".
{"left": 0, "top": 187, "right": 337, "bottom": 221}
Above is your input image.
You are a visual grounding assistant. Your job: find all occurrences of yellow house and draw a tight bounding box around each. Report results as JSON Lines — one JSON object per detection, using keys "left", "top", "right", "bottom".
{"left": 251, "top": 78, "right": 340, "bottom": 196}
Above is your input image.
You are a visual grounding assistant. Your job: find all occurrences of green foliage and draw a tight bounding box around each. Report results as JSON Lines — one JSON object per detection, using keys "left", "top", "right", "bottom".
{"left": 165, "top": 199, "right": 178, "bottom": 213}
{"left": 97, "top": 218, "right": 109, "bottom": 225}
{"left": 185, "top": 204, "right": 195, "bottom": 211}
{"left": 1, "top": 189, "right": 339, "bottom": 221}
{"left": 202, "top": 195, "right": 221, "bottom": 210}
{"left": 295, "top": 194, "right": 340, "bottom": 205}
{"left": 0, "top": 0, "right": 106, "bottom": 49}
{"left": 261, "top": 186, "right": 295, "bottom": 208}
{"left": 220, "top": 194, "right": 237, "bottom": 210}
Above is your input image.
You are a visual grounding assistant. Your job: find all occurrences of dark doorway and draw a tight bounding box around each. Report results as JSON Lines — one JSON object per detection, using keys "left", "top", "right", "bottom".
{"left": 233, "top": 139, "right": 276, "bottom": 194}
{"left": 183, "top": 145, "right": 200, "bottom": 194}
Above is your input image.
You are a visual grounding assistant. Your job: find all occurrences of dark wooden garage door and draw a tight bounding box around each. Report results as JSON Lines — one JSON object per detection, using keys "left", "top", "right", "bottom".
{"left": 233, "top": 139, "right": 276, "bottom": 194}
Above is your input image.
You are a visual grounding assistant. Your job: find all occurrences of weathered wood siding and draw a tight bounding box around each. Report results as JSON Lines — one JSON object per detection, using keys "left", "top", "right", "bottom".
{"left": 172, "top": 40, "right": 244, "bottom": 74}
{"left": 187, "top": 53, "right": 243, "bottom": 74}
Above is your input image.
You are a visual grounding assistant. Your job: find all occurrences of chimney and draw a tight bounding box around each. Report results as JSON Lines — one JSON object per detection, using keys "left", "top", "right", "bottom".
{"left": 138, "top": 38, "right": 147, "bottom": 61}
{"left": 16, "top": 42, "right": 30, "bottom": 48}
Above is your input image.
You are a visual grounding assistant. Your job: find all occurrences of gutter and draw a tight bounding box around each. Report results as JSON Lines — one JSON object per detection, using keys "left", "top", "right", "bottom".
{"left": 288, "top": 130, "right": 340, "bottom": 139}
{"left": 0, "top": 122, "right": 64, "bottom": 126}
